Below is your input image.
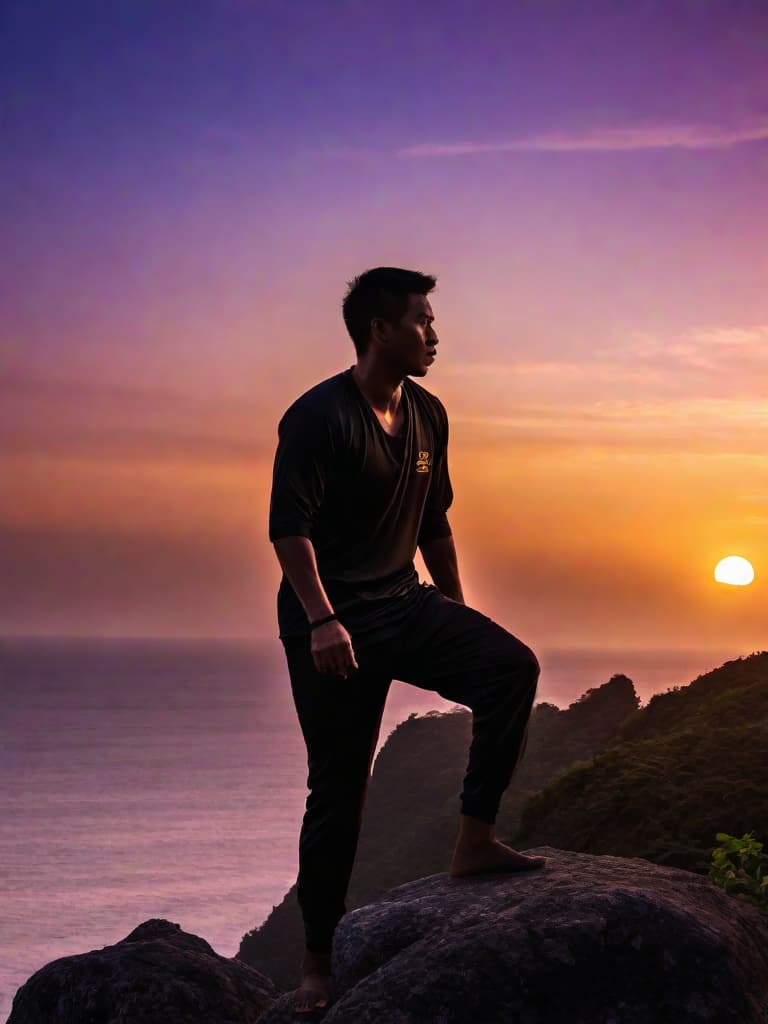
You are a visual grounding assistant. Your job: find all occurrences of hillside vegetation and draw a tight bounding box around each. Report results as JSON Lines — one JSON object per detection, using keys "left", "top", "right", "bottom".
{"left": 513, "top": 651, "right": 768, "bottom": 870}
{"left": 238, "top": 650, "right": 768, "bottom": 990}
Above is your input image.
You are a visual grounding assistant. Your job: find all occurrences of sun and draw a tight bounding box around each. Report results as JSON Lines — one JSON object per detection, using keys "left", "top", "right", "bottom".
{"left": 714, "top": 555, "right": 755, "bottom": 586}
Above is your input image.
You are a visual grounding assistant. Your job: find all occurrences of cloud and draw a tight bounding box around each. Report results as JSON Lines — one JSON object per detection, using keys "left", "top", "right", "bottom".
{"left": 1, "top": 427, "right": 273, "bottom": 464}
{"left": 450, "top": 395, "right": 768, "bottom": 435}
{"left": 440, "top": 324, "right": 768, "bottom": 454}
{"left": 0, "top": 369, "right": 275, "bottom": 465}
{"left": 597, "top": 324, "right": 768, "bottom": 373}
{"left": 447, "top": 401, "right": 768, "bottom": 456}
{"left": 443, "top": 322, "right": 768, "bottom": 403}
{"left": 0, "top": 369, "right": 251, "bottom": 412}
{"left": 440, "top": 359, "right": 666, "bottom": 384}
{"left": 396, "top": 120, "right": 768, "bottom": 158}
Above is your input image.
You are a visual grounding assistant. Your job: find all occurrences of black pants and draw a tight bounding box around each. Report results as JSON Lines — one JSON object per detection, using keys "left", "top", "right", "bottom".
{"left": 280, "top": 582, "right": 541, "bottom": 955}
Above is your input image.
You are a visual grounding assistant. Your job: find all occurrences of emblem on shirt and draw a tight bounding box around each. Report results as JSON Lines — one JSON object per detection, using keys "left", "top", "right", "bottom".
{"left": 416, "top": 450, "right": 431, "bottom": 473}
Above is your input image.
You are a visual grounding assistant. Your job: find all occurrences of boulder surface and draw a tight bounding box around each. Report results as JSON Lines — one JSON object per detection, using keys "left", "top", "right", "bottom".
{"left": 8, "top": 918, "right": 280, "bottom": 1024}
{"left": 9, "top": 848, "right": 768, "bottom": 1023}
{"left": 263, "top": 845, "right": 768, "bottom": 1023}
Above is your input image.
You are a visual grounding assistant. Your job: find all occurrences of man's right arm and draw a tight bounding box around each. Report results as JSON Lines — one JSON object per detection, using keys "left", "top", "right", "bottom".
{"left": 268, "top": 404, "right": 359, "bottom": 676}
{"left": 271, "top": 535, "right": 336, "bottom": 623}
{"left": 269, "top": 402, "right": 337, "bottom": 622}
{"left": 271, "top": 536, "right": 358, "bottom": 677}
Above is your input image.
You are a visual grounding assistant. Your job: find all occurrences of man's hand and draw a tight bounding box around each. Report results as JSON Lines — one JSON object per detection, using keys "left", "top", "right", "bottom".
{"left": 311, "top": 619, "right": 360, "bottom": 679}
{"left": 419, "top": 534, "right": 465, "bottom": 603}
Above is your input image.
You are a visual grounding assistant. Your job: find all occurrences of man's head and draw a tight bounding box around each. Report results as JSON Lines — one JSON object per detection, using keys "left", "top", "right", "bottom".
{"left": 342, "top": 266, "right": 439, "bottom": 376}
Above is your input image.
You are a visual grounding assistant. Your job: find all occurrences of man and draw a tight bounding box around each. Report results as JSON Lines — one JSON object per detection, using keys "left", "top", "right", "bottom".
{"left": 268, "top": 266, "right": 545, "bottom": 1017}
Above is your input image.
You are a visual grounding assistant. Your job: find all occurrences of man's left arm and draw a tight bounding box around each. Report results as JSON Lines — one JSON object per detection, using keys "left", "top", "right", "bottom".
{"left": 417, "top": 401, "right": 464, "bottom": 604}
{"left": 419, "top": 532, "right": 465, "bottom": 604}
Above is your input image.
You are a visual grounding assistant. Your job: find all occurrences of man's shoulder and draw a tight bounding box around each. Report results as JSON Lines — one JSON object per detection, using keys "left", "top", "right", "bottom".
{"left": 278, "top": 369, "right": 351, "bottom": 428}
{"left": 405, "top": 377, "right": 448, "bottom": 422}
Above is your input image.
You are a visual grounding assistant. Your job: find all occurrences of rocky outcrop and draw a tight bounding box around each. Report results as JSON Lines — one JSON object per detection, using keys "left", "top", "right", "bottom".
{"left": 7, "top": 918, "right": 280, "bottom": 1024}
{"left": 262, "top": 846, "right": 768, "bottom": 1023}
{"left": 10, "top": 848, "right": 768, "bottom": 1023}
{"left": 238, "top": 685, "right": 640, "bottom": 990}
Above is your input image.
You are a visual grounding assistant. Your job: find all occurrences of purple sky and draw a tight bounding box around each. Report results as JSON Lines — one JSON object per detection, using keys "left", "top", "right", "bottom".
{"left": 2, "top": 0, "right": 767, "bottom": 652}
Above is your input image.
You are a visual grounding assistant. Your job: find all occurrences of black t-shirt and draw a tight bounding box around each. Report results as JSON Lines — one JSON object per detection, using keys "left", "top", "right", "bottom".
{"left": 268, "top": 365, "right": 453, "bottom": 640}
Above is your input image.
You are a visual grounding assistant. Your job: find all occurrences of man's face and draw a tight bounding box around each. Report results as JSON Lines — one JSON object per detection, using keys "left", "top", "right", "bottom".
{"left": 372, "top": 293, "right": 439, "bottom": 376}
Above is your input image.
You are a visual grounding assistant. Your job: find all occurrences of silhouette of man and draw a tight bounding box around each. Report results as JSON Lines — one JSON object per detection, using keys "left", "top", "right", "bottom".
{"left": 269, "top": 266, "right": 546, "bottom": 1015}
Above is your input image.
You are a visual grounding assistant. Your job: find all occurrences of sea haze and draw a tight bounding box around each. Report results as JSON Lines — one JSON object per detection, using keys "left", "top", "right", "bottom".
{"left": 0, "top": 635, "right": 737, "bottom": 1017}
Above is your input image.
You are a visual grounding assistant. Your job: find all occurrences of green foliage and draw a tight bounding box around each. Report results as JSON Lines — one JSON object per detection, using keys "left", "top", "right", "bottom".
{"left": 709, "top": 831, "right": 768, "bottom": 914}
{"left": 512, "top": 652, "right": 768, "bottom": 875}
{"left": 238, "top": 648, "right": 768, "bottom": 989}
{"left": 615, "top": 651, "right": 768, "bottom": 744}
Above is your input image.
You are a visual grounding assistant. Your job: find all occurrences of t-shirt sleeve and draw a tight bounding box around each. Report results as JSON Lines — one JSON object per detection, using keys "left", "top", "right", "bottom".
{"left": 417, "top": 399, "right": 454, "bottom": 546}
{"left": 268, "top": 402, "right": 334, "bottom": 542}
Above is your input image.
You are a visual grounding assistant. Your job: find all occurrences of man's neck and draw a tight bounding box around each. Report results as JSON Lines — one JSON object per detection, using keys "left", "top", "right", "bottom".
{"left": 351, "top": 363, "right": 404, "bottom": 416}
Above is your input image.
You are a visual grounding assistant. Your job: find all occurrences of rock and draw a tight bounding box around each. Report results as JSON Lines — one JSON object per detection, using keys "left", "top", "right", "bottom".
{"left": 7, "top": 918, "right": 280, "bottom": 1024}
{"left": 259, "top": 845, "right": 768, "bottom": 1024}
{"left": 11, "top": 849, "right": 768, "bottom": 1024}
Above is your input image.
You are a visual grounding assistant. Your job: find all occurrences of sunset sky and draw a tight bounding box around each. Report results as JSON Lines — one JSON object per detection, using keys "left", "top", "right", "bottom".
{"left": 2, "top": 0, "right": 767, "bottom": 654}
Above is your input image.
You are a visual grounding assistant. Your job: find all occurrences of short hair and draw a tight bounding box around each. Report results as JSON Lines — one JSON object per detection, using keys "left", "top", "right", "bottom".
{"left": 342, "top": 267, "right": 437, "bottom": 357}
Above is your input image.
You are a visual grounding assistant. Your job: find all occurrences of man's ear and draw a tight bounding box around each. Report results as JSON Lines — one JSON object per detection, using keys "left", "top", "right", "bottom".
{"left": 370, "top": 317, "right": 387, "bottom": 344}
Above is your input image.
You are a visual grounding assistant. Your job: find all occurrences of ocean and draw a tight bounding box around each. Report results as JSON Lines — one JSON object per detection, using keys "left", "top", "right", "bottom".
{"left": 0, "top": 635, "right": 737, "bottom": 1019}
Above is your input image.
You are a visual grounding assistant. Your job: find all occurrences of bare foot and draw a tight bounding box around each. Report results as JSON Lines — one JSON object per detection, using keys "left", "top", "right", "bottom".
{"left": 449, "top": 837, "right": 547, "bottom": 877}
{"left": 292, "top": 950, "right": 333, "bottom": 1015}
{"left": 292, "top": 972, "right": 332, "bottom": 1014}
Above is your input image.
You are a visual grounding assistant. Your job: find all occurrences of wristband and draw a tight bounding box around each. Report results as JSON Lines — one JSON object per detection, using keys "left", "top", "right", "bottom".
{"left": 309, "top": 612, "right": 338, "bottom": 631}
